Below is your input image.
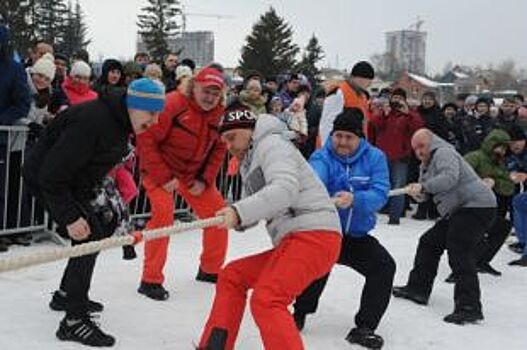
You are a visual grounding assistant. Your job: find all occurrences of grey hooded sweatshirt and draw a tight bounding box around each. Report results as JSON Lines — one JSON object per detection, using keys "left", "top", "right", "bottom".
{"left": 232, "top": 114, "right": 342, "bottom": 246}
{"left": 420, "top": 134, "right": 496, "bottom": 217}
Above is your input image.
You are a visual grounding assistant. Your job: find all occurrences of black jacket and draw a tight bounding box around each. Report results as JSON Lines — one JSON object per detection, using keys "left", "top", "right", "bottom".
{"left": 417, "top": 105, "right": 449, "bottom": 140}
{"left": 458, "top": 113, "right": 495, "bottom": 155}
{"left": 23, "top": 92, "right": 133, "bottom": 227}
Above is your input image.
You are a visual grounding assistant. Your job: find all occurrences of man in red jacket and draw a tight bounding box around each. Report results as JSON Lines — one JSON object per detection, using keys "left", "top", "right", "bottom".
{"left": 369, "top": 88, "right": 423, "bottom": 225}
{"left": 136, "top": 67, "right": 228, "bottom": 300}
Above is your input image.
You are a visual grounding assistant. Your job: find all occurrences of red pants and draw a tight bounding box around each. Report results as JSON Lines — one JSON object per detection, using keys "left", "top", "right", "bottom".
{"left": 141, "top": 178, "right": 228, "bottom": 284}
{"left": 199, "top": 231, "right": 341, "bottom": 350}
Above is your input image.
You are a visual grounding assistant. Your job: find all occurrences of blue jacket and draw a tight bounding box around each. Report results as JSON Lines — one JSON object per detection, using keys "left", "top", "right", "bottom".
{"left": 0, "top": 26, "right": 31, "bottom": 144}
{"left": 309, "top": 138, "right": 390, "bottom": 237}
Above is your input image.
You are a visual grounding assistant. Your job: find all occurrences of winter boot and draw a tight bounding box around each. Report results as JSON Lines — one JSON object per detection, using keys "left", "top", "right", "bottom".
{"left": 508, "top": 242, "right": 525, "bottom": 254}
{"left": 443, "top": 307, "right": 484, "bottom": 325}
{"left": 476, "top": 263, "right": 502, "bottom": 276}
{"left": 345, "top": 327, "right": 384, "bottom": 349}
{"left": 293, "top": 311, "right": 307, "bottom": 331}
{"left": 200, "top": 327, "right": 228, "bottom": 350}
{"left": 49, "top": 290, "right": 104, "bottom": 313}
{"left": 392, "top": 286, "right": 428, "bottom": 305}
{"left": 137, "top": 282, "right": 169, "bottom": 301}
{"left": 508, "top": 256, "right": 527, "bottom": 266}
{"left": 196, "top": 269, "right": 218, "bottom": 284}
{"left": 56, "top": 315, "right": 115, "bottom": 347}
{"left": 388, "top": 218, "right": 400, "bottom": 225}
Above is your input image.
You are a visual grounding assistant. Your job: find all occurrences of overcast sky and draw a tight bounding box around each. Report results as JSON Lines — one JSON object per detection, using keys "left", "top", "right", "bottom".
{"left": 78, "top": 0, "right": 527, "bottom": 74}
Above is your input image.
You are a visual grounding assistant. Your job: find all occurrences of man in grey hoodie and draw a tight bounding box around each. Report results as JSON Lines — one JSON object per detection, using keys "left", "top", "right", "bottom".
{"left": 392, "top": 129, "right": 496, "bottom": 325}
{"left": 197, "top": 101, "right": 342, "bottom": 350}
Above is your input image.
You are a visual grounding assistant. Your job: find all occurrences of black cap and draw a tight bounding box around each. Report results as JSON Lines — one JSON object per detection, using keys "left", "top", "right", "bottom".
{"left": 219, "top": 100, "right": 258, "bottom": 134}
{"left": 332, "top": 108, "right": 364, "bottom": 137}
{"left": 351, "top": 61, "right": 375, "bottom": 79}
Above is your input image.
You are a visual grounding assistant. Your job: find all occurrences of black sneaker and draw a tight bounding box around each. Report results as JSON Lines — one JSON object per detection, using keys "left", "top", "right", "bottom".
{"left": 444, "top": 273, "right": 456, "bottom": 284}
{"left": 508, "top": 242, "right": 525, "bottom": 254}
{"left": 477, "top": 263, "right": 502, "bottom": 276}
{"left": 508, "top": 256, "right": 527, "bottom": 266}
{"left": 196, "top": 269, "right": 218, "bottom": 284}
{"left": 346, "top": 327, "right": 384, "bottom": 349}
{"left": 443, "top": 308, "right": 484, "bottom": 325}
{"left": 56, "top": 315, "right": 115, "bottom": 347}
{"left": 388, "top": 218, "right": 400, "bottom": 225}
{"left": 293, "top": 311, "right": 306, "bottom": 331}
{"left": 50, "top": 290, "right": 104, "bottom": 313}
{"left": 137, "top": 282, "right": 169, "bottom": 301}
{"left": 392, "top": 286, "right": 428, "bottom": 305}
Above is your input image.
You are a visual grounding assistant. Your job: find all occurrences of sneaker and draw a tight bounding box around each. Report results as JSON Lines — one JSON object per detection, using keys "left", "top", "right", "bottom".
{"left": 388, "top": 218, "right": 400, "bottom": 225}
{"left": 508, "top": 256, "right": 527, "bottom": 266}
{"left": 49, "top": 290, "right": 104, "bottom": 313}
{"left": 444, "top": 273, "right": 456, "bottom": 284}
{"left": 392, "top": 286, "right": 428, "bottom": 305}
{"left": 508, "top": 242, "right": 525, "bottom": 254}
{"left": 476, "top": 263, "right": 502, "bottom": 276}
{"left": 345, "top": 327, "right": 384, "bottom": 349}
{"left": 196, "top": 269, "right": 218, "bottom": 284}
{"left": 293, "top": 311, "right": 306, "bottom": 331}
{"left": 443, "top": 308, "right": 484, "bottom": 325}
{"left": 137, "top": 282, "right": 169, "bottom": 301}
{"left": 56, "top": 315, "right": 115, "bottom": 347}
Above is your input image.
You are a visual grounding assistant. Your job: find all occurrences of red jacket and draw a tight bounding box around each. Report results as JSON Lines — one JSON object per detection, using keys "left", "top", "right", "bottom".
{"left": 136, "top": 91, "right": 226, "bottom": 187}
{"left": 369, "top": 109, "right": 424, "bottom": 162}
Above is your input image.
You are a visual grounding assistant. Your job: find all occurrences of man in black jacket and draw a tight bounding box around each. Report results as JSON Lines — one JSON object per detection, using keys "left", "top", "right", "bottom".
{"left": 23, "top": 78, "right": 165, "bottom": 347}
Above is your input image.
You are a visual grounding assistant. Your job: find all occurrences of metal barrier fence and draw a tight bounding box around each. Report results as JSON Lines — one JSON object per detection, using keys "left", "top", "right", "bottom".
{"left": 0, "top": 125, "right": 243, "bottom": 242}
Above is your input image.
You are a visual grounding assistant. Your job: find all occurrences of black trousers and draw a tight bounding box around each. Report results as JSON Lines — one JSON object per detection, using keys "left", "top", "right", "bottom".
{"left": 476, "top": 216, "right": 511, "bottom": 265}
{"left": 406, "top": 208, "right": 496, "bottom": 311}
{"left": 294, "top": 235, "right": 396, "bottom": 330}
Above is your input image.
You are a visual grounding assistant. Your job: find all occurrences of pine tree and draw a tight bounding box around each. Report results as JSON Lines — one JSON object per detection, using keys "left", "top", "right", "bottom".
{"left": 297, "top": 34, "right": 324, "bottom": 81}
{"left": 34, "top": 0, "right": 69, "bottom": 47}
{"left": 58, "top": 1, "right": 90, "bottom": 57}
{"left": 137, "top": 0, "right": 182, "bottom": 63}
{"left": 0, "top": 0, "right": 37, "bottom": 55}
{"left": 239, "top": 7, "right": 299, "bottom": 78}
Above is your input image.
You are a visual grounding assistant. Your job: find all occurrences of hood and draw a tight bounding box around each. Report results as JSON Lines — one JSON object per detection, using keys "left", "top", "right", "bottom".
{"left": 63, "top": 75, "right": 91, "bottom": 95}
{"left": 251, "top": 114, "right": 292, "bottom": 144}
{"left": 323, "top": 136, "right": 368, "bottom": 166}
{"left": 98, "top": 91, "right": 133, "bottom": 134}
{"left": 239, "top": 90, "right": 267, "bottom": 108}
{"left": 481, "top": 129, "right": 511, "bottom": 156}
{"left": 100, "top": 59, "right": 125, "bottom": 86}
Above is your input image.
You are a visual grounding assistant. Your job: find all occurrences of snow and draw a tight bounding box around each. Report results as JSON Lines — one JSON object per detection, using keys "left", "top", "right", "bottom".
{"left": 407, "top": 73, "right": 454, "bottom": 89}
{"left": 0, "top": 216, "right": 525, "bottom": 350}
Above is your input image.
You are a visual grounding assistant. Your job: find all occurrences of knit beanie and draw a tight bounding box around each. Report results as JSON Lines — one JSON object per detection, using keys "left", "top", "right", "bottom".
{"left": 332, "top": 108, "right": 364, "bottom": 137}
{"left": 476, "top": 96, "right": 491, "bottom": 107}
{"left": 70, "top": 60, "right": 92, "bottom": 78}
{"left": 508, "top": 125, "right": 526, "bottom": 141}
{"left": 219, "top": 100, "right": 257, "bottom": 134}
{"left": 176, "top": 65, "right": 193, "bottom": 81}
{"left": 465, "top": 94, "right": 478, "bottom": 105}
{"left": 31, "top": 53, "right": 56, "bottom": 81}
{"left": 350, "top": 61, "right": 375, "bottom": 79}
{"left": 126, "top": 78, "right": 166, "bottom": 112}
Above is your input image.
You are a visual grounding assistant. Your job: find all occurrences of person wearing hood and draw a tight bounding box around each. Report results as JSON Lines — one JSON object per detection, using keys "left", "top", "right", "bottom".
{"left": 318, "top": 61, "right": 374, "bottom": 145}
{"left": 23, "top": 78, "right": 165, "bottom": 347}
{"left": 197, "top": 102, "right": 341, "bottom": 350}
{"left": 239, "top": 77, "right": 267, "bottom": 115}
{"left": 135, "top": 67, "right": 229, "bottom": 300}
{"left": 393, "top": 129, "right": 496, "bottom": 325}
{"left": 293, "top": 108, "right": 394, "bottom": 349}
{"left": 463, "top": 129, "right": 514, "bottom": 276}
{"left": 0, "top": 24, "right": 31, "bottom": 251}
{"left": 94, "top": 59, "right": 125, "bottom": 95}
{"left": 62, "top": 60, "right": 98, "bottom": 106}
{"left": 459, "top": 97, "right": 495, "bottom": 154}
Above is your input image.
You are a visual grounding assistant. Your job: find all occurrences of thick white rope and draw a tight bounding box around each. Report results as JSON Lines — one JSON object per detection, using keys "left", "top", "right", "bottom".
{"left": 0, "top": 216, "right": 224, "bottom": 273}
{"left": 0, "top": 188, "right": 410, "bottom": 274}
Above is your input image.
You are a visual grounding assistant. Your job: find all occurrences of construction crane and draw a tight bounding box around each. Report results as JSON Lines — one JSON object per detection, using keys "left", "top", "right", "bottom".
{"left": 409, "top": 16, "right": 424, "bottom": 32}
{"left": 180, "top": 6, "right": 235, "bottom": 34}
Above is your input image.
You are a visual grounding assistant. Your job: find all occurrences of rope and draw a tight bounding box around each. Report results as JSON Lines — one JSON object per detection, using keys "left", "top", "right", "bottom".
{"left": 0, "top": 216, "right": 224, "bottom": 273}
{"left": 0, "top": 188, "right": 410, "bottom": 274}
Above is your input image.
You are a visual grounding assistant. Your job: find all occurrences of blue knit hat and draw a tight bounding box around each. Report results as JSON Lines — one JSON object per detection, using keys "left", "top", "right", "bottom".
{"left": 126, "top": 78, "right": 166, "bottom": 112}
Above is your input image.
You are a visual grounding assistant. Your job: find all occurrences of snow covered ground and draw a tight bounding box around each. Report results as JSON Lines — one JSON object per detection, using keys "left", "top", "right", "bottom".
{"left": 0, "top": 215, "right": 525, "bottom": 350}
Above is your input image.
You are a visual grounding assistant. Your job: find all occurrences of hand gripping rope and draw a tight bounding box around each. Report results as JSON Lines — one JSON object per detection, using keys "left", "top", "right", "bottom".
{"left": 0, "top": 188, "right": 409, "bottom": 273}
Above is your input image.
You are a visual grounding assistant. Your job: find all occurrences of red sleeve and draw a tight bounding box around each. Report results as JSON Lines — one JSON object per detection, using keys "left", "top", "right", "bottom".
{"left": 408, "top": 110, "right": 425, "bottom": 134}
{"left": 369, "top": 109, "right": 387, "bottom": 129}
{"left": 199, "top": 139, "right": 227, "bottom": 187}
{"left": 136, "top": 94, "right": 179, "bottom": 187}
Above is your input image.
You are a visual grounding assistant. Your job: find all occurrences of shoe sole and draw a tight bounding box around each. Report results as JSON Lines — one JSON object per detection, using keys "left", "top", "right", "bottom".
{"left": 137, "top": 289, "right": 169, "bottom": 301}
{"left": 56, "top": 332, "right": 115, "bottom": 347}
